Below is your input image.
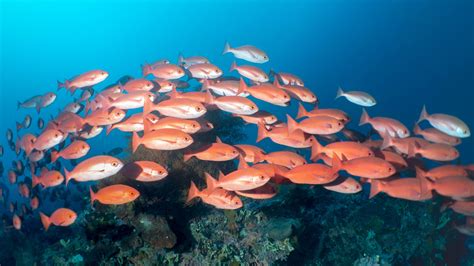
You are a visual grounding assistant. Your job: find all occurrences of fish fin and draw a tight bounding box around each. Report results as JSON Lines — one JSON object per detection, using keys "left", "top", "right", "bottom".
{"left": 407, "top": 141, "right": 419, "bottom": 158}
{"left": 296, "top": 102, "right": 308, "bottom": 119}
{"left": 440, "top": 201, "right": 452, "bottom": 212}
{"left": 230, "top": 61, "right": 237, "bottom": 72}
{"left": 418, "top": 173, "right": 433, "bottom": 196}
{"left": 204, "top": 88, "right": 215, "bottom": 105}
{"left": 238, "top": 155, "right": 249, "bottom": 169}
{"left": 413, "top": 123, "right": 422, "bottom": 136}
{"left": 89, "top": 187, "right": 96, "bottom": 206}
{"left": 168, "top": 86, "right": 179, "bottom": 98}
{"left": 310, "top": 136, "right": 324, "bottom": 161}
{"left": 132, "top": 132, "right": 141, "bottom": 153}
{"left": 39, "top": 212, "right": 51, "bottom": 231}
{"left": 417, "top": 105, "right": 429, "bottom": 124}
{"left": 186, "top": 181, "right": 201, "bottom": 202}
{"left": 57, "top": 80, "right": 65, "bottom": 90}
{"left": 178, "top": 53, "right": 185, "bottom": 66}
{"left": 331, "top": 154, "right": 342, "bottom": 172}
{"left": 64, "top": 167, "right": 72, "bottom": 186}
{"left": 205, "top": 172, "right": 218, "bottom": 191}
{"left": 415, "top": 166, "right": 427, "bottom": 180}
{"left": 359, "top": 108, "right": 370, "bottom": 126}
{"left": 35, "top": 104, "right": 41, "bottom": 114}
{"left": 201, "top": 79, "right": 210, "bottom": 92}
{"left": 32, "top": 174, "right": 39, "bottom": 188}
{"left": 51, "top": 149, "right": 59, "bottom": 163}
{"left": 380, "top": 131, "right": 393, "bottom": 150}
{"left": 272, "top": 77, "right": 282, "bottom": 88}
{"left": 143, "top": 95, "right": 154, "bottom": 115}
{"left": 237, "top": 78, "right": 247, "bottom": 95}
{"left": 256, "top": 122, "right": 268, "bottom": 142}
{"left": 215, "top": 136, "right": 222, "bottom": 143}
{"left": 105, "top": 124, "right": 114, "bottom": 136}
{"left": 142, "top": 64, "right": 152, "bottom": 77}
{"left": 183, "top": 152, "right": 193, "bottom": 162}
{"left": 335, "top": 87, "right": 344, "bottom": 99}
{"left": 286, "top": 114, "right": 298, "bottom": 134}
{"left": 369, "top": 180, "right": 382, "bottom": 199}
{"left": 223, "top": 41, "right": 231, "bottom": 55}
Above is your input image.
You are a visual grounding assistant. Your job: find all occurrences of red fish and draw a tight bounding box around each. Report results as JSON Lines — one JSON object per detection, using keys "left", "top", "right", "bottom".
{"left": 183, "top": 137, "right": 239, "bottom": 162}
{"left": 51, "top": 140, "right": 90, "bottom": 162}
{"left": 90, "top": 185, "right": 140, "bottom": 205}
{"left": 40, "top": 208, "right": 77, "bottom": 231}
{"left": 187, "top": 176, "right": 243, "bottom": 210}
{"left": 58, "top": 70, "right": 109, "bottom": 94}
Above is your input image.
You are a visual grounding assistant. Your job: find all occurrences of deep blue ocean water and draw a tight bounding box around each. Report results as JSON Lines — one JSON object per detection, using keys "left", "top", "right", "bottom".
{"left": 0, "top": 0, "right": 473, "bottom": 263}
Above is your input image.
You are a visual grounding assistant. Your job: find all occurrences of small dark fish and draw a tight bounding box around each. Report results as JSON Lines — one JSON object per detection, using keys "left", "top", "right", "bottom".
{"left": 174, "top": 80, "right": 190, "bottom": 89}
{"left": 106, "top": 147, "right": 124, "bottom": 156}
{"left": 8, "top": 141, "right": 15, "bottom": 152}
{"left": 15, "top": 161, "right": 24, "bottom": 175}
{"left": 16, "top": 115, "right": 33, "bottom": 132}
{"left": 0, "top": 162, "right": 4, "bottom": 176}
{"left": 341, "top": 128, "right": 367, "bottom": 142}
{"left": 6, "top": 129, "right": 13, "bottom": 142}
{"left": 0, "top": 145, "right": 3, "bottom": 157}
{"left": 217, "top": 76, "right": 240, "bottom": 81}
{"left": 37, "top": 118, "right": 45, "bottom": 129}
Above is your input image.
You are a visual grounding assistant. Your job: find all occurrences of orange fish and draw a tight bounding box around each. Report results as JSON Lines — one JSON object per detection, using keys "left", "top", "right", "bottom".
{"left": 233, "top": 110, "right": 278, "bottom": 125}
{"left": 13, "top": 214, "right": 21, "bottom": 230}
{"left": 142, "top": 63, "right": 184, "bottom": 79}
{"left": 235, "top": 183, "right": 277, "bottom": 199}
{"left": 271, "top": 71, "right": 304, "bottom": 86}
{"left": 51, "top": 140, "right": 90, "bottom": 162}
{"left": 144, "top": 97, "right": 206, "bottom": 119}
{"left": 333, "top": 155, "right": 396, "bottom": 179}
{"left": 206, "top": 90, "right": 258, "bottom": 115}
{"left": 420, "top": 175, "right": 474, "bottom": 198}
{"left": 284, "top": 162, "right": 339, "bottom": 185}
{"left": 230, "top": 61, "right": 269, "bottom": 83}
{"left": 359, "top": 109, "right": 409, "bottom": 138}
{"left": 90, "top": 184, "right": 140, "bottom": 205}
{"left": 373, "top": 150, "right": 408, "bottom": 171}
{"left": 106, "top": 113, "right": 159, "bottom": 135}
{"left": 85, "top": 107, "right": 126, "bottom": 126}
{"left": 282, "top": 84, "right": 317, "bottom": 103}
{"left": 310, "top": 138, "right": 373, "bottom": 162}
{"left": 408, "top": 142, "right": 459, "bottom": 162}
{"left": 186, "top": 63, "right": 223, "bottom": 79}
{"left": 415, "top": 165, "right": 468, "bottom": 181}
{"left": 296, "top": 103, "right": 350, "bottom": 123}
{"left": 202, "top": 79, "right": 249, "bottom": 97}
{"left": 120, "top": 78, "right": 154, "bottom": 92}
{"left": 132, "top": 129, "right": 193, "bottom": 152}
{"left": 324, "top": 177, "right": 362, "bottom": 194}
{"left": 442, "top": 201, "right": 474, "bottom": 216}
{"left": 187, "top": 177, "right": 243, "bottom": 210}
{"left": 256, "top": 123, "right": 315, "bottom": 149}
{"left": 33, "top": 129, "right": 65, "bottom": 152}
{"left": 58, "top": 70, "right": 109, "bottom": 94}
{"left": 252, "top": 163, "right": 290, "bottom": 184}
{"left": 413, "top": 124, "right": 461, "bottom": 146}
{"left": 370, "top": 178, "right": 432, "bottom": 201}
{"left": 146, "top": 116, "right": 201, "bottom": 134}
{"left": 234, "top": 144, "right": 266, "bottom": 163}
{"left": 32, "top": 167, "right": 64, "bottom": 188}
{"left": 39, "top": 208, "right": 77, "bottom": 231}
{"left": 287, "top": 114, "right": 344, "bottom": 135}
{"left": 17, "top": 133, "right": 37, "bottom": 156}
{"left": 178, "top": 54, "right": 210, "bottom": 68}
{"left": 122, "top": 161, "right": 168, "bottom": 182}
{"left": 30, "top": 197, "right": 39, "bottom": 210}
{"left": 99, "top": 91, "right": 156, "bottom": 110}
{"left": 263, "top": 151, "right": 306, "bottom": 169}
{"left": 240, "top": 79, "right": 290, "bottom": 107}
{"left": 64, "top": 155, "right": 123, "bottom": 185}
{"left": 183, "top": 137, "right": 239, "bottom": 162}
{"left": 206, "top": 159, "right": 271, "bottom": 191}
{"left": 381, "top": 133, "right": 430, "bottom": 155}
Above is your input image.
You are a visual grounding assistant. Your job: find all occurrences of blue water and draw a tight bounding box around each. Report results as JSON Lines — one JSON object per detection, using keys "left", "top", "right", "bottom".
{"left": 1, "top": 0, "right": 473, "bottom": 263}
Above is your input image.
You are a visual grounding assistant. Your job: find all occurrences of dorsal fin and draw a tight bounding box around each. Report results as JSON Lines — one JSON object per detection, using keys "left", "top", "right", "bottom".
{"left": 238, "top": 155, "right": 249, "bottom": 169}
{"left": 215, "top": 136, "right": 222, "bottom": 143}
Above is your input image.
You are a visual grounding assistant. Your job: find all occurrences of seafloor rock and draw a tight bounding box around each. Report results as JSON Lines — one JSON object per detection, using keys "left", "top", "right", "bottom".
{"left": 130, "top": 213, "right": 177, "bottom": 249}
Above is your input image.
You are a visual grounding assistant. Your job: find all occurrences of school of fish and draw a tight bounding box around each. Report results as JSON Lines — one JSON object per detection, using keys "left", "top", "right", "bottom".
{"left": 2, "top": 41, "right": 474, "bottom": 235}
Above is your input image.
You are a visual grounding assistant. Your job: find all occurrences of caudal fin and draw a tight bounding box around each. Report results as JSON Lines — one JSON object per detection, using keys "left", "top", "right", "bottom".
{"left": 105, "top": 125, "right": 114, "bottom": 136}
{"left": 132, "top": 132, "right": 141, "bottom": 153}
{"left": 415, "top": 166, "right": 427, "bottom": 179}
{"left": 50, "top": 149, "right": 59, "bottom": 163}
{"left": 413, "top": 123, "right": 422, "bottom": 136}
{"left": 335, "top": 87, "right": 344, "bottom": 99}
{"left": 380, "top": 132, "right": 394, "bottom": 150}
{"left": 296, "top": 103, "right": 308, "bottom": 119}
{"left": 256, "top": 122, "right": 268, "bottom": 142}
{"left": 186, "top": 181, "right": 201, "bottom": 203}
{"left": 417, "top": 105, "right": 429, "bottom": 124}
{"left": 331, "top": 154, "right": 343, "bottom": 172}
{"left": 32, "top": 174, "right": 40, "bottom": 188}
{"left": 230, "top": 61, "right": 237, "bottom": 72}
{"left": 183, "top": 152, "right": 194, "bottom": 162}
{"left": 418, "top": 173, "right": 434, "bottom": 196}
{"left": 222, "top": 42, "right": 231, "bottom": 55}
{"left": 236, "top": 78, "right": 247, "bottom": 96}
{"left": 89, "top": 187, "right": 96, "bottom": 207}
{"left": 143, "top": 96, "right": 154, "bottom": 115}
{"left": 359, "top": 108, "right": 370, "bottom": 126}
{"left": 286, "top": 115, "right": 299, "bottom": 134}
{"left": 64, "top": 167, "right": 72, "bottom": 186}
{"left": 205, "top": 172, "right": 219, "bottom": 191}
{"left": 369, "top": 180, "right": 382, "bottom": 199}
{"left": 57, "top": 80, "right": 65, "bottom": 90}
{"left": 39, "top": 212, "right": 51, "bottom": 231}
{"left": 142, "top": 64, "right": 152, "bottom": 77}
{"left": 310, "top": 137, "right": 324, "bottom": 161}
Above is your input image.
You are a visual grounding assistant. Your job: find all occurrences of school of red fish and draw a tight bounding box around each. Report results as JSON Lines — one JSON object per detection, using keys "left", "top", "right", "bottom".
{"left": 3, "top": 42, "right": 474, "bottom": 235}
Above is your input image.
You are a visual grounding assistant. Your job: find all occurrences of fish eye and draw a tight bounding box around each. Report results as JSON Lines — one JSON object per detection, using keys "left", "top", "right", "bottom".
{"left": 195, "top": 106, "right": 201, "bottom": 111}
{"left": 112, "top": 162, "right": 118, "bottom": 167}
{"left": 260, "top": 175, "right": 265, "bottom": 180}
{"left": 192, "top": 124, "right": 196, "bottom": 128}
{"left": 388, "top": 167, "right": 393, "bottom": 172}
{"left": 235, "top": 200, "right": 240, "bottom": 205}
{"left": 158, "top": 170, "right": 163, "bottom": 174}
{"left": 251, "top": 106, "right": 255, "bottom": 110}
{"left": 368, "top": 151, "right": 373, "bottom": 156}
{"left": 184, "top": 137, "right": 189, "bottom": 141}
{"left": 337, "top": 122, "right": 341, "bottom": 126}
{"left": 116, "top": 112, "right": 120, "bottom": 116}
{"left": 101, "top": 72, "right": 105, "bottom": 75}
{"left": 232, "top": 150, "right": 237, "bottom": 154}
{"left": 464, "top": 130, "right": 467, "bottom": 134}
{"left": 55, "top": 134, "right": 59, "bottom": 137}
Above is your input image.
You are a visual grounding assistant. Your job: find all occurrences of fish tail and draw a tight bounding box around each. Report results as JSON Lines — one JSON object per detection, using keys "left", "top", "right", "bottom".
{"left": 32, "top": 174, "right": 39, "bottom": 188}
{"left": 35, "top": 104, "right": 41, "bottom": 114}
{"left": 335, "top": 87, "right": 344, "bottom": 99}
{"left": 50, "top": 149, "right": 59, "bottom": 163}
{"left": 105, "top": 124, "right": 114, "bottom": 136}
{"left": 440, "top": 201, "right": 452, "bottom": 212}
{"left": 359, "top": 108, "right": 370, "bottom": 126}
{"left": 15, "top": 122, "right": 22, "bottom": 132}
{"left": 89, "top": 187, "right": 96, "bottom": 206}
{"left": 204, "top": 172, "right": 218, "bottom": 191}
{"left": 256, "top": 122, "right": 268, "bottom": 142}
{"left": 417, "top": 105, "right": 429, "bottom": 124}
{"left": 17, "top": 101, "right": 21, "bottom": 110}
{"left": 142, "top": 64, "right": 152, "bottom": 77}
{"left": 64, "top": 167, "right": 72, "bottom": 186}
{"left": 296, "top": 103, "right": 308, "bottom": 119}
{"left": 310, "top": 136, "right": 324, "bottom": 161}
{"left": 143, "top": 95, "right": 154, "bottom": 115}
{"left": 369, "top": 180, "right": 382, "bottom": 199}
{"left": 132, "top": 131, "right": 141, "bottom": 153}
{"left": 286, "top": 114, "right": 298, "bottom": 134}
{"left": 414, "top": 166, "right": 427, "bottom": 180}
{"left": 183, "top": 152, "right": 193, "bottom": 162}
{"left": 237, "top": 78, "right": 247, "bottom": 95}
{"left": 407, "top": 141, "right": 419, "bottom": 158}
{"left": 201, "top": 79, "right": 210, "bottom": 92}
{"left": 380, "top": 132, "right": 393, "bottom": 150}
{"left": 223, "top": 41, "right": 231, "bottom": 55}
{"left": 418, "top": 173, "right": 433, "bottom": 196}
{"left": 230, "top": 61, "right": 237, "bottom": 72}
{"left": 413, "top": 123, "right": 422, "bottom": 135}
{"left": 57, "top": 80, "right": 65, "bottom": 90}
{"left": 39, "top": 212, "right": 51, "bottom": 231}
{"left": 186, "top": 181, "right": 201, "bottom": 203}
{"left": 204, "top": 89, "right": 215, "bottom": 105}
{"left": 331, "top": 153, "right": 343, "bottom": 172}
{"left": 178, "top": 53, "right": 184, "bottom": 66}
